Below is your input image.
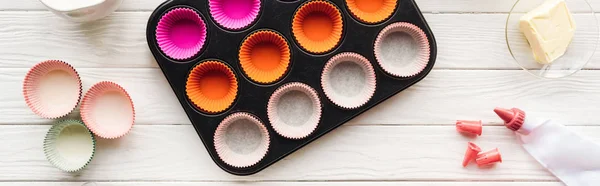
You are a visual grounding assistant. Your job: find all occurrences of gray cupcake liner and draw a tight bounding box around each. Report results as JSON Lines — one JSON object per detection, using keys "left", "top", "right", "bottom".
{"left": 43, "top": 120, "right": 96, "bottom": 172}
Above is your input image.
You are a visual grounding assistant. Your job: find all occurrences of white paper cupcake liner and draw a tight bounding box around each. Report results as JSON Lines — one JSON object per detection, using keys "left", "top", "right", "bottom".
{"left": 214, "top": 112, "right": 270, "bottom": 168}
{"left": 321, "top": 52, "right": 376, "bottom": 109}
{"left": 374, "top": 22, "right": 431, "bottom": 77}
{"left": 43, "top": 120, "right": 96, "bottom": 172}
{"left": 80, "top": 81, "right": 135, "bottom": 139}
{"left": 267, "top": 82, "right": 322, "bottom": 139}
{"left": 23, "top": 60, "right": 82, "bottom": 119}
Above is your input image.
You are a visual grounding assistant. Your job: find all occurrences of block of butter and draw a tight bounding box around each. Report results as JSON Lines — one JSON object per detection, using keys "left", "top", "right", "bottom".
{"left": 519, "top": 0, "right": 576, "bottom": 64}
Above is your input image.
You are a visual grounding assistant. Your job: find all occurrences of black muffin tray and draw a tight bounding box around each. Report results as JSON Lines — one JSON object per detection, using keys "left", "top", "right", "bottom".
{"left": 146, "top": 0, "right": 437, "bottom": 175}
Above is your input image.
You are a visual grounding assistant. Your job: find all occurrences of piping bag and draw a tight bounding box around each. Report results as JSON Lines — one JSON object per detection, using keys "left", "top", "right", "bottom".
{"left": 495, "top": 107, "right": 600, "bottom": 185}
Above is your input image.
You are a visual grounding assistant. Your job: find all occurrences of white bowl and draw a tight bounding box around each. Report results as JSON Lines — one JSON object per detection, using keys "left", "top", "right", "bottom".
{"left": 40, "top": 0, "right": 123, "bottom": 22}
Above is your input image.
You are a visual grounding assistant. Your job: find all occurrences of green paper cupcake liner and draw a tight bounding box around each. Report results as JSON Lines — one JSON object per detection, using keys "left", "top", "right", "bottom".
{"left": 43, "top": 120, "right": 96, "bottom": 172}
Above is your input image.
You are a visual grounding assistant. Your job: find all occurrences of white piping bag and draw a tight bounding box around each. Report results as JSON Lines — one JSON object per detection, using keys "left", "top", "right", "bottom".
{"left": 495, "top": 107, "right": 600, "bottom": 186}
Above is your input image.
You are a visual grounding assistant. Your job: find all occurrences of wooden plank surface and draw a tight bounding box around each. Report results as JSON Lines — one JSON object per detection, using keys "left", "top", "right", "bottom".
{"left": 0, "top": 182, "right": 564, "bottom": 186}
{"left": 1, "top": 125, "right": 597, "bottom": 181}
{"left": 2, "top": 0, "right": 599, "bottom": 185}
{"left": 3, "top": 69, "right": 600, "bottom": 126}
{"left": 1, "top": 12, "right": 599, "bottom": 69}
{"left": 2, "top": 0, "right": 599, "bottom": 12}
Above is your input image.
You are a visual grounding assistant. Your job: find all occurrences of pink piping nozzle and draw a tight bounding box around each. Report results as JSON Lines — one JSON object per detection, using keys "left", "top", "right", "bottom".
{"left": 462, "top": 142, "right": 481, "bottom": 167}
{"left": 476, "top": 148, "right": 502, "bottom": 166}
{"left": 456, "top": 120, "right": 482, "bottom": 136}
{"left": 494, "top": 107, "right": 526, "bottom": 131}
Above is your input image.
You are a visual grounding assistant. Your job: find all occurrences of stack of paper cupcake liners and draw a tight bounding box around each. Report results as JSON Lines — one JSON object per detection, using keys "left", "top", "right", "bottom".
{"left": 23, "top": 60, "right": 135, "bottom": 172}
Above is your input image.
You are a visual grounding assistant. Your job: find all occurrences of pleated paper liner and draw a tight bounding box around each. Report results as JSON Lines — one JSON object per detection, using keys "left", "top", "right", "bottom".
{"left": 214, "top": 112, "right": 270, "bottom": 168}
{"left": 23, "top": 60, "right": 82, "bottom": 119}
{"left": 81, "top": 81, "right": 135, "bottom": 139}
{"left": 345, "top": 0, "right": 397, "bottom": 24}
{"left": 267, "top": 82, "right": 322, "bottom": 139}
{"left": 374, "top": 22, "right": 430, "bottom": 77}
{"left": 186, "top": 61, "right": 238, "bottom": 114}
{"left": 209, "top": 0, "right": 261, "bottom": 30}
{"left": 321, "top": 52, "right": 376, "bottom": 109}
{"left": 292, "top": 0, "right": 343, "bottom": 54}
{"left": 239, "top": 30, "right": 291, "bottom": 84}
{"left": 44, "top": 120, "right": 95, "bottom": 172}
{"left": 156, "top": 7, "right": 207, "bottom": 61}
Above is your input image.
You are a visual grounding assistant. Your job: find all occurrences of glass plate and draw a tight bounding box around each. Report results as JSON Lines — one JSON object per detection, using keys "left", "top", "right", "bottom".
{"left": 506, "top": 0, "right": 599, "bottom": 79}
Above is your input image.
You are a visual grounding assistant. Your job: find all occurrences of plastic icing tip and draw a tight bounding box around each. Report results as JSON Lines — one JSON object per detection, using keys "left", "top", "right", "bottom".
{"left": 462, "top": 142, "right": 482, "bottom": 167}
{"left": 456, "top": 120, "right": 482, "bottom": 136}
{"left": 494, "top": 107, "right": 525, "bottom": 131}
{"left": 476, "top": 148, "right": 502, "bottom": 166}
{"left": 494, "top": 108, "right": 514, "bottom": 123}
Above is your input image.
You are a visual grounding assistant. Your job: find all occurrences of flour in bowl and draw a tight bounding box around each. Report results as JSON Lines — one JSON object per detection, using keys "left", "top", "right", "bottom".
{"left": 40, "top": 0, "right": 105, "bottom": 11}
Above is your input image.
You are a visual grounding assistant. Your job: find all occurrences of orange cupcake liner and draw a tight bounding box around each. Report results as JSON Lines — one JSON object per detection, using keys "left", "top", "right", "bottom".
{"left": 292, "top": 0, "right": 343, "bottom": 54}
{"left": 239, "top": 30, "right": 291, "bottom": 84}
{"left": 80, "top": 81, "right": 135, "bottom": 139}
{"left": 346, "top": 0, "right": 397, "bottom": 24}
{"left": 23, "top": 60, "right": 82, "bottom": 119}
{"left": 186, "top": 61, "right": 238, "bottom": 113}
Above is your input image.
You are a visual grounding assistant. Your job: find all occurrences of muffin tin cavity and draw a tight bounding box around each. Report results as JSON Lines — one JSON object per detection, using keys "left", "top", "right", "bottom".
{"left": 239, "top": 30, "right": 291, "bottom": 84}
{"left": 146, "top": 0, "right": 436, "bottom": 175}
{"left": 186, "top": 61, "right": 238, "bottom": 114}
{"left": 267, "top": 82, "right": 322, "bottom": 139}
{"left": 322, "top": 52, "right": 376, "bottom": 109}
{"left": 374, "top": 22, "right": 431, "bottom": 77}
{"left": 292, "top": 1, "right": 343, "bottom": 54}
{"left": 209, "top": 0, "right": 261, "bottom": 30}
{"left": 156, "top": 7, "right": 207, "bottom": 61}
{"left": 214, "top": 112, "right": 270, "bottom": 168}
{"left": 346, "top": 0, "right": 397, "bottom": 24}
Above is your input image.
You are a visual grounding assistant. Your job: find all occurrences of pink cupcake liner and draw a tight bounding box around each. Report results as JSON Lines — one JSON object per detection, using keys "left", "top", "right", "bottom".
{"left": 80, "top": 81, "right": 135, "bottom": 139}
{"left": 23, "top": 60, "right": 82, "bottom": 119}
{"left": 374, "top": 22, "right": 430, "bottom": 77}
{"left": 156, "top": 7, "right": 207, "bottom": 60}
{"left": 267, "top": 82, "right": 322, "bottom": 139}
{"left": 214, "top": 112, "right": 270, "bottom": 168}
{"left": 209, "top": 0, "right": 261, "bottom": 30}
{"left": 321, "top": 52, "right": 376, "bottom": 109}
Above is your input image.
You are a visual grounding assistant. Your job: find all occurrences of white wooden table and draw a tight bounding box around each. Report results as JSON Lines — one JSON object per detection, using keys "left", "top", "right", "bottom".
{"left": 1, "top": 0, "right": 599, "bottom": 185}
